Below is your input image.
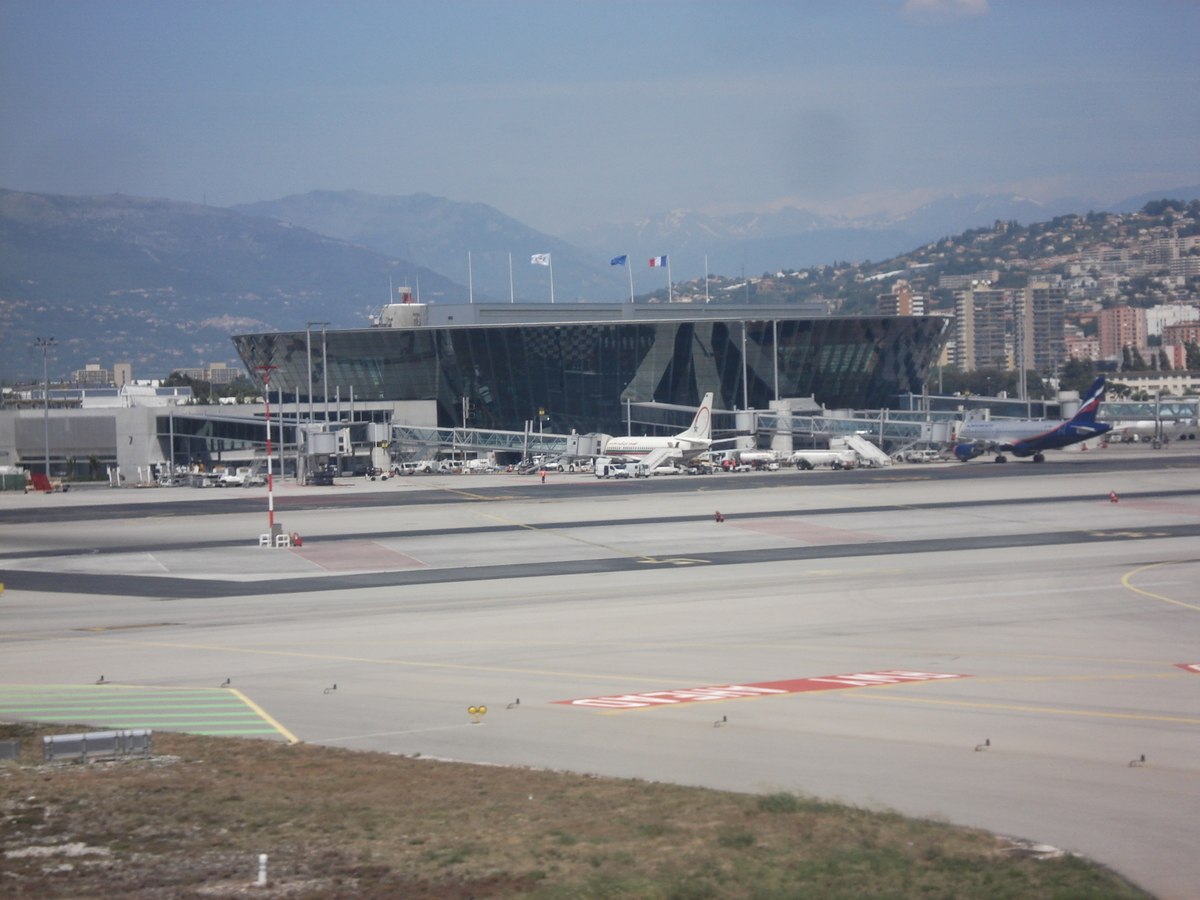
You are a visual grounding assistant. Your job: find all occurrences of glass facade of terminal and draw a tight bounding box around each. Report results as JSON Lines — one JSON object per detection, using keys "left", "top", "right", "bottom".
{"left": 232, "top": 316, "right": 948, "bottom": 434}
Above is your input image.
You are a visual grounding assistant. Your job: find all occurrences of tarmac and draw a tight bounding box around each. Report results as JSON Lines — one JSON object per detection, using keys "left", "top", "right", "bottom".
{"left": 2, "top": 442, "right": 1199, "bottom": 899}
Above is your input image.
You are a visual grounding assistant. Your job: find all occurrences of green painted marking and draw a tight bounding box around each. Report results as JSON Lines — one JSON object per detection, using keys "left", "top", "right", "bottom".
{"left": 0, "top": 702, "right": 248, "bottom": 711}
{"left": 88, "top": 720, "right": 269, "bottom": 727}
{"left": 0, "top": 685, "right": 293, "bottom": 739}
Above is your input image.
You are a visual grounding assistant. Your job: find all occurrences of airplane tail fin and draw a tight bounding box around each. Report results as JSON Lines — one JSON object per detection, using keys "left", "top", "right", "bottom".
{"left": 679, "top": 392, "right": 713, "bottom": 442}
{"left": 1070, "top": 376, "right": 1106, "bottom": 423}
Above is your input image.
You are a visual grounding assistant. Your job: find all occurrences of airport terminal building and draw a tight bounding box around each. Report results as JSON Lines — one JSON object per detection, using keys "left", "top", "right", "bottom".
{"left": 231, "top": 303, "right": 951, "bottom": 435}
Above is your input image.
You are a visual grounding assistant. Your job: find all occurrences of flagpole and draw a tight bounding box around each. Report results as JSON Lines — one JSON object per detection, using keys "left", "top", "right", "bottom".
{"left": 509, "top": 252, "right": 514, "bottom": 303}
{"left": 667, "top": 256, "right": 673, "bottom": 304}
{"left": 705, "top": 255, "right": 709, "bottom": 304}
{"left": 628, "top": 255, "right": 634, "bottom": 303}
{"left": 468, "top": 251, "right": 473, "bottom": 304}
{"left": 549, "top": 254, "right": 555, "bottom": 304}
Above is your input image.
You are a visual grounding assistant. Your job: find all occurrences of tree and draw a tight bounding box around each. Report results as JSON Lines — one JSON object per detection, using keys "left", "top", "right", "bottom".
{"left": 164, "top": 371, "right": 211, "bottom": 403}
{"left": 1187, "top": 342, "right": 1200, "bottom": 371}
{"left": 1060, "top": 358, "right": 1097, "bottom": 393}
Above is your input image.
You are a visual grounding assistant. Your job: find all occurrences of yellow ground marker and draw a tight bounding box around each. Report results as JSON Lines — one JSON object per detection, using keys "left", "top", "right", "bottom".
{"left": 1121, "top": 560, "right": 1200, "bottom": 612}
{"left": 227, "top": 687, "right": 300, "bottom": 744}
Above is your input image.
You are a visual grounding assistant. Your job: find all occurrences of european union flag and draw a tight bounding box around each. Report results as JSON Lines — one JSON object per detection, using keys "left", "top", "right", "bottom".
{"left": 610, "top": 255, "right": 628, "bottom": 266}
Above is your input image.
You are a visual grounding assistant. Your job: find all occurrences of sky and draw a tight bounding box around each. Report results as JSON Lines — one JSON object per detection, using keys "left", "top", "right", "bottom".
{"left": 1, "top": 0, "right": 1198, "bottom": 236}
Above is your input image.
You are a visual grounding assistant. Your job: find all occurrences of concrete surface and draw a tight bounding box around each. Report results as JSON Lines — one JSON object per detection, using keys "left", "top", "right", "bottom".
{"left": 1, "top": 444, "right": 1198, "bottom": 899}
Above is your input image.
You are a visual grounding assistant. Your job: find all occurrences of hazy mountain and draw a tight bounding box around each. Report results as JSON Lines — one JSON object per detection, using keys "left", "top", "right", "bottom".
{"left": 232, "top": 190, "right": 627, "bottom": 304}
{"left": 888, "top": 193, "right": 1089, "bottom": 243}
{"left": 0, "top": 189, "right": 461, "bottom": 381}
{"left": 566, "top": 193, "right": 1094, "bottom": 277}
{"left": 1108, "top": 184, "right": 1200, "bottom": 214}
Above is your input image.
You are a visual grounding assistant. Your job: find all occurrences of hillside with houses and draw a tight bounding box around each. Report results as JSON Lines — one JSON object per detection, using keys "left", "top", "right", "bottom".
{"left": 649, "top": 199, "right": 1200, "bottom": 398}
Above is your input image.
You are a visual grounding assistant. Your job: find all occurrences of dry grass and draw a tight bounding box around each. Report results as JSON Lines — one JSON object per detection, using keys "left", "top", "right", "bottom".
{"left": 0, "top": 722, "right": 1150, "bottom": 899}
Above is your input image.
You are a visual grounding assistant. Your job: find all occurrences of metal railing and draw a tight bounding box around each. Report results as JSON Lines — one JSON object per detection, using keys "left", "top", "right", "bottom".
{"left": 43, "top": 729, "right": 152, "bottom": 762}
{"left": 391, "top": 425, "right": 571, "bottom": 456}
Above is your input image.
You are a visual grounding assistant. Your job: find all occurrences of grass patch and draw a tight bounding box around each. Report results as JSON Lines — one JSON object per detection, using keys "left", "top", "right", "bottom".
{"left": 0, "top": 721, "right": 1151, "bottom": 899}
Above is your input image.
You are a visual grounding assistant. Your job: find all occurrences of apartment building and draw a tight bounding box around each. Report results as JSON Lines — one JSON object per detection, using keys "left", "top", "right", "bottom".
{"left": 1016, "top": 281, "right": 1066, "bottom": 371}
{"left": 1163, "top": 320, "right": 1200, "bottom": 347}
{"left": 1099, "top": 305, "right": 1148, "bottom": 360}
{"left": 954, "top": 287, "right": 1009, "bottom": 370}
{"left": 876, "top": 279, "right": 925, "bottom": 316}
{"left": 1146, "top": 304, "right": 1200, "bottom": 336}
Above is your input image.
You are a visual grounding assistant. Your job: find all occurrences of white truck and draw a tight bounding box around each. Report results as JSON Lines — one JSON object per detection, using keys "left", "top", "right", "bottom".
{"left": 594, "top": 457, "right": 649, "bottom": 479}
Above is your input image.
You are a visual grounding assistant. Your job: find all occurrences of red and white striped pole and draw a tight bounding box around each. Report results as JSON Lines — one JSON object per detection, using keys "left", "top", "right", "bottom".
{"left": 255, "top": 366, "right": 278, "bottom": 530}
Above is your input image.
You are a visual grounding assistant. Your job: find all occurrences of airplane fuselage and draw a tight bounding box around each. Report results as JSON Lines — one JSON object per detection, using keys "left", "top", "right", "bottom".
{"left": 602, "top": 436, "right": 709, "bottom": 459}
{"left": 956, "top": 417, "right": 1111, "bottom": 459}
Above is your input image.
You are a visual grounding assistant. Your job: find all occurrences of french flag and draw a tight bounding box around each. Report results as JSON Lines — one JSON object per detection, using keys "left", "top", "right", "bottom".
{"left": 649, "top": 256, "right": 667, "bottom": 267}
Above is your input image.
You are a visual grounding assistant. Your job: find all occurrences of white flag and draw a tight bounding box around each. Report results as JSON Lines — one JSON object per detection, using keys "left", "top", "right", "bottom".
{"left": 531, "top": 253, "right": 551, "bottom": 266}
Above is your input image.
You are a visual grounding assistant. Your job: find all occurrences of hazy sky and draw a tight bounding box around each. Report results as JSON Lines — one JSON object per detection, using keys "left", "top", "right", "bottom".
{"left": 1, "top": 0, "right": 1197, "bottom": 235}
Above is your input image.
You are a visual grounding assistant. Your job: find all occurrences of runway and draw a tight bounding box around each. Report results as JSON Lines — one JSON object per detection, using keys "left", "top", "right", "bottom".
{"left": 2, "top": 446, "right": 1198, "bottom": 899}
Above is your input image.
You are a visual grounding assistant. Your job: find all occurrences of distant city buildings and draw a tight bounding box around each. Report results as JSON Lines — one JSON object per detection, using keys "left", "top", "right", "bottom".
{"left": 170, "top": 362, "right": 245, "bottom": 385}
{"left": 70, "top": 362, "right": 131, "bottom": 387}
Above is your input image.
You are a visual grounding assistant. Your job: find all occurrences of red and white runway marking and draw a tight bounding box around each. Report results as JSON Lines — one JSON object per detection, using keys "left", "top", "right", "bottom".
{"left": 556, "top": 670, "right": 968, "bottom": 709}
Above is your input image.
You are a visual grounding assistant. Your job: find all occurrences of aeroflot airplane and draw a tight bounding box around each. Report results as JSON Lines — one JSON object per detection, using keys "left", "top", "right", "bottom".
{"left": 603, "top": 392, "right": 715, "bottom": 461}
{"left": 954, "top": 376, "right": 1111, "bottom": 463}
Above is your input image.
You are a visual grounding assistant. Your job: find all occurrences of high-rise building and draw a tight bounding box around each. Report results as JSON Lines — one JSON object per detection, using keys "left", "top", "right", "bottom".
{"left": 954, "top": 288, "right": 1009, "bottom": 371}
{"left": 1016, "top": 281, "right": 1066, "bottom": 372}
{"left": 1099, "top": 305, "right": 1147, "bottom": 361}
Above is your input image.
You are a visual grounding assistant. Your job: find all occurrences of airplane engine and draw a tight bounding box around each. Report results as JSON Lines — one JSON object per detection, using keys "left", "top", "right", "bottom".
{"left": 954, "top": 443, "right": 983, "bottom": 462}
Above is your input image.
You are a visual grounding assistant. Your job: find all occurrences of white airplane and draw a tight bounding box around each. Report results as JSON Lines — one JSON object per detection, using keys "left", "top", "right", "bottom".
{"left": 603, "top": 393, "right": 716, "bottom": 463}
{"left": 1111, "top": 417, "right": 1199, "bottom": 443}
{"left": 954, "top": 376, "right": 1111, "bottom": 463}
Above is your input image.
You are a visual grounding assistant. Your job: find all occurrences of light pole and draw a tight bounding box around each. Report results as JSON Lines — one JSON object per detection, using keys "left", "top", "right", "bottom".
{"left": 34, "top": 337, "right": 57, "bottom": 477}
{"left": 306, "top": 321, "right": 330, "bottom": 425}
{"left": 255, "top": 366, "right": 280, "bottom": 541}
{"left": 320, "top": 322, "right": 330, "bottom": 425}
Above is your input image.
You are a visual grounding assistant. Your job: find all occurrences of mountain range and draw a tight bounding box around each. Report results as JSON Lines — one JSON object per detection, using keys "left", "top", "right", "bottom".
{"left": 232, "top": 191, "right": 627, "bottom": 305}
{"left": 563, "top": 193, "right": 1100, "bottom": 277}
{"left": 4, "top": 183, "right": 1200, "bottom": 382}
{"left": 0, "top": 189, "right": 457, "bottom": 381}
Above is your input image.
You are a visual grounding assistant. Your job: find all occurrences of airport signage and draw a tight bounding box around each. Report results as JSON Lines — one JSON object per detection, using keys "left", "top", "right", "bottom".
{"left": 556, "top": 670, "right": 968, "bottom": 709}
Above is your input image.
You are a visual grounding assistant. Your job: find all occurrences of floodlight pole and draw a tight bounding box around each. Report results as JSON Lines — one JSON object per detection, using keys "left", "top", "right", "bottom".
{"left": 255, "top": 366, "right": 279, "bottom": 532}
{"left": 320, "top": 323, "right": 330, "bottom": 426}
{"left": 34, "top": 337, "right": 57, "bottom": 477}
{"left": 305, "top": 325, "right": 314, "bottom": 424}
